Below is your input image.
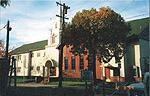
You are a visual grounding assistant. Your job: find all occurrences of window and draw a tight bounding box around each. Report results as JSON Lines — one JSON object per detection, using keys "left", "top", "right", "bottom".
{"left": 113, "top": 68, "right": 120, "bottom": 76}
{"left": 72, "top": 55, "right": 76, "bottom": 71}
{"left": 133, "top": 66, "right": 140, "bottom": 77}
{"left": 64, "top": 57, "right": 68, "bottom": 71}
{"left": 52, "top": 34, "right": 56, "bottom": 44}
{"left": 17, "top": 55, "right": 21, "bottom": 60}
{"left": 43, "top": 52, "right": 45, "bottom": 57}
{"left": 50, "top": 67, "right": 56, "bottom": 76}
{"left": 37, "top": 52, "right": 40, "bottom": 57}
{"left": 133, "top": 68, "right": 137, "bottom": 76}
{"left": 36, "top": 66, "right": 40, "bottom": 71}
{"left": 80, "top": 55, "right": 84, "bottom": 70}
{"left": 16, "top": 67, "right": 21, "bottom": 73}
{"left": 23, "top": 55, "right": 26, "bottom": 68}
{"left": 32, "top": 53, "right": 34, "bottom": 57}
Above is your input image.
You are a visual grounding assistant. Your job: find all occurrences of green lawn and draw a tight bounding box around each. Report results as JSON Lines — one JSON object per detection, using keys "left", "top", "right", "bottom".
{"left": 7, "top": 81, "right": 127, "bottom": 96}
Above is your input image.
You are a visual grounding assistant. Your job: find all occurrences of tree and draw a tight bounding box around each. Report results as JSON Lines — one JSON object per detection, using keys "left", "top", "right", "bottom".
{"left": 0, "top": 40, "right": 5, "bottom": 57}
{"left": 64, "top": 7, "right": 130, "bottom": 84}
{"left": 0, "top": 0, "right": 10, "bottom": 8}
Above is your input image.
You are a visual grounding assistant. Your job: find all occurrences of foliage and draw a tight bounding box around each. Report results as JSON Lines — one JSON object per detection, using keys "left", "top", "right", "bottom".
{"left": 64, "top": 7, "right": 130, "bottom": 63}
{"left": 0, "top": 0, "right": 10, "bottom": 8}
{"left": 64, "top": 8, "right": 97, "bottom": 54}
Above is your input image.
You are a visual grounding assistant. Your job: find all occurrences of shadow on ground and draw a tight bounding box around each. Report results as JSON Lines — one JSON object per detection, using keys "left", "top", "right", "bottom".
{"left": 6, "top": 86, "right": 85, "bottom": 96}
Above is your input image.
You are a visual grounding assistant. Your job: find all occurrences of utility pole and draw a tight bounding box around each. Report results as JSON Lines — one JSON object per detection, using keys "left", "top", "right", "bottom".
{"left": 0, "top": 20, "right": 11, "bottom": 96}
{"left": 56, "top": 1, "right": 70, "bottom": 87}
{"left": 5, "top": 20, "right": 12, "bottom": 58}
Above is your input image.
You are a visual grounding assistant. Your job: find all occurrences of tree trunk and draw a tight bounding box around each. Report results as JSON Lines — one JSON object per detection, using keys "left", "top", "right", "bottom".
{"left": 88, "top": 48, "right": 96, "bottom": 85}
{"left": 92, "top": 49, "right": 96, "bottom": 85}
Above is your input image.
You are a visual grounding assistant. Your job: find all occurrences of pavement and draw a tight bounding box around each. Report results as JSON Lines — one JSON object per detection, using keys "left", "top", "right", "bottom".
{"left": 16, "top": 82, "right": 58, "bottom": 87}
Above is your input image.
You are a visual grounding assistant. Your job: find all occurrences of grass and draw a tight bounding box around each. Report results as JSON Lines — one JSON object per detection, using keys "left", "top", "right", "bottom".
{"left": 7, "top": 81, "right": 128, "bottom": 96}
{"left": 9, "top": 78, "right": 130, "bottom": 96}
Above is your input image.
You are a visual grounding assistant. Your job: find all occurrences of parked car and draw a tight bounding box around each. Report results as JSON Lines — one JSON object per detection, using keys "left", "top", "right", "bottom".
{"left": 127, "top": 82, "right": 144, "bottom": 96}
{"left": 127, "top": 72, "right": 149, "bottom": 96}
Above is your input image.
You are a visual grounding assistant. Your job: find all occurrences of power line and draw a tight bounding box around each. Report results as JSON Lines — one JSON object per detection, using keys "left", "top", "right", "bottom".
{"left": 125, "top": 14, "right": 146, "bottom": 19}
{"left": 0, "top": 24, "right": 7, "bottom": 31}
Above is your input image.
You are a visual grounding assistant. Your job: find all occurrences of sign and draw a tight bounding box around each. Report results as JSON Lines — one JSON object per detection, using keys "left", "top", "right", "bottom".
{"left": 81, "top": 69, "right": 93, "bottom": 80}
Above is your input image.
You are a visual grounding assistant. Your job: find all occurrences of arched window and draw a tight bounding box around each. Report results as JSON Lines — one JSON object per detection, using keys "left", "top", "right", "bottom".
{"left": 64, "top": 57, "right": 68, "bottom": 71}
{"left": 80, "top": 54, "right": 84, "bottom": 70}
{"left": 72, "top": 55, "right": 76, "bottom": 71}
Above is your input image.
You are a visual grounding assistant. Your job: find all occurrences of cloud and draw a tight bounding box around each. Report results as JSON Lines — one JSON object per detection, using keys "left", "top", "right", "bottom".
{"left": 1, "top": 0, "right": 57, "bottom": 48}
{"left": 1, "top": 0, "right": 149, "bottom": 49}
{"left": 10, "top": 18, "right": 51, "bottom": 43}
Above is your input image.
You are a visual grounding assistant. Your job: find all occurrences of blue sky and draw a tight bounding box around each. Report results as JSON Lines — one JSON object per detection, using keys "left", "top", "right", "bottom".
{"left": 0, "top": 0, "right": 149, "bottom": 50}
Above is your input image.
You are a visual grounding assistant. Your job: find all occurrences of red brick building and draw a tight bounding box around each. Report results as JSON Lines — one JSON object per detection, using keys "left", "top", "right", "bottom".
{"left": 62, "top": 46, "right": 105, "bottom": 80}
{"left": 62, "top": 46, "right": 126, "bottom": 82}
{"left": 62, "top": 18, "right": 149, "bottom": 82}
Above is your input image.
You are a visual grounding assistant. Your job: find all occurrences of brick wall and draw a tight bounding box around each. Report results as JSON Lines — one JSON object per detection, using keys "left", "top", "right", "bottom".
{"left": 63, "top": 46, "right": 103, "bottom": 79}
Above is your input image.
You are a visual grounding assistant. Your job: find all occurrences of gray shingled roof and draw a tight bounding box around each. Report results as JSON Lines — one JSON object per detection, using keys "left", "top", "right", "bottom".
{"left": 11, "top": 40, "right": 47, "bottom": 55}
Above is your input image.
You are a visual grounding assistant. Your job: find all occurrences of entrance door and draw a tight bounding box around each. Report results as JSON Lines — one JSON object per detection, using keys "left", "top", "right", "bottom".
{"left": 45, "top": 60, "right": 52, "bottom": 77}
{"left": 43, "top": 60, "right": 52, "bottom": 83}
{"left": 105, "top": 68, "right": 110, "bottom": 79}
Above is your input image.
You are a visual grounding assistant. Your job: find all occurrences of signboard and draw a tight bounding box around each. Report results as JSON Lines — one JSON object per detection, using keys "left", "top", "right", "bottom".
{"left": 81, "top": 69, "right": 93, "bottom": 81}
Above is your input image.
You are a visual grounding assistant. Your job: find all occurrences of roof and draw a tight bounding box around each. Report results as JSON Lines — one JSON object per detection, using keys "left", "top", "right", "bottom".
{"left": 139, "top": 26, "right": 149, "bottom": 41}
{"left": 128, "top": 17, "right": 149, "bottom": 36}
{"left": 127, "top": 17, "right": 149, "bottom": 42}
{"left": 11, "top": 40, "right": 47, "bottom": 55}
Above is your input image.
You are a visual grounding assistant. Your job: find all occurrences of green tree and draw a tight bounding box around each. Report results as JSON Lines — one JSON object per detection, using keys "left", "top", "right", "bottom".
{"left": 64, "top": 7, "right": 130, "bottom": 84}
{"left": 0, "top": 0, "right": 10, "bottom": 8}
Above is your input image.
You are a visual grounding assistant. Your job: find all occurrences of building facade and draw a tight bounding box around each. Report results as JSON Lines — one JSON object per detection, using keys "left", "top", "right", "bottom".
{"left": 124, "top": 17, "right": 149, "bottom": 82}
{"left": 11, "top": 17, "right": 149, "bottom": 82}
{"left": 62, "top": 46, "right": 125, "bottom": 82}
{"left": 62, "top": 17, "right": 149, "bottom": 82}
{"left": 11, "top": 17, "right": 61, "bottom": 82}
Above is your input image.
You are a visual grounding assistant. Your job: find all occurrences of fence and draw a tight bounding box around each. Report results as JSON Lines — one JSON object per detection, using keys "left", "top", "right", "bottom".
{"left": 0, "top": 58, "right": 9, "bottom": 96}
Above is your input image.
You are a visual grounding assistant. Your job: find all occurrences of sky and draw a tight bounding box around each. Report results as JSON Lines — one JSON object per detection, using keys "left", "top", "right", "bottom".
{"left": 0, "top": 0, "right": 149, "bottom": 50}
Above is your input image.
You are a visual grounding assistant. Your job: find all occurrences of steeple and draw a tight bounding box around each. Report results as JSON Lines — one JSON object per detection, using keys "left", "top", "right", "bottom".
{"left": 48, "top": 5, "right": 62, "bottom": 47}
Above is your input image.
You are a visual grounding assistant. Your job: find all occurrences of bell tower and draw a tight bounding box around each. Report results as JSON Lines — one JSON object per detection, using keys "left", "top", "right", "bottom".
{"left": 48, "top": 7, "right": 62, "bottom": 48}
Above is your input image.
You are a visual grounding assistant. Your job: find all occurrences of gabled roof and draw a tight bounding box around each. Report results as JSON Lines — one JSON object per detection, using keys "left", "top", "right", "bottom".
{"left": 127, "top": 17, "right": 149, "bottom": 42}
{"left": 128, "top": 17, "right": 149, "bottom": 36}
{"left": 11, "top": 40, "right": 47, "bottom": 55}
